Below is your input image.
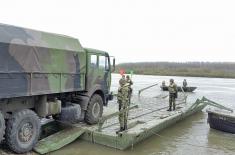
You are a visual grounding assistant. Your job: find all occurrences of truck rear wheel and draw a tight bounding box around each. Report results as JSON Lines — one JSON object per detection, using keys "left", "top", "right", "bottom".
{"left": 6, "top": 109, "right": 41, "bottom": 153}
{"left": 85, "top": 94, "right": 103, "bottom": 125}
{"left": 0, "top": 111, "right": 5, "bottom": 143}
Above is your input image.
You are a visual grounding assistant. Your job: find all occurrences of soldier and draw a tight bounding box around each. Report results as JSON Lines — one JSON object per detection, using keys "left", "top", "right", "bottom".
{"left": 122, "top": 74, "right": 125, "bottom": 80}
{"left": 168, "top": 79, "right": 177, "bottom": 111}
{"left": 126, "top": 75, "right": 133, "bottom": 86}
{"left": 162, "top": 80, "right": 166, "bottom": 87}
{"left": 117, "top": 80, "right": 130, "bottom": 133}
{"left": 119, "top": 75, "right": 125, "bottom": 85}
{"left": 126, "top": 75, "right": 133, "bottom": 102}
{"left": 183, "top": 79, "right": 187, "bottom": 87}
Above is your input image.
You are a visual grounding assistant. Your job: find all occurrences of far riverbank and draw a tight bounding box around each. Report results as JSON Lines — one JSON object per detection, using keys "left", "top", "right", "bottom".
{"left": 116, "top": 62, "right": 235, "bottom": 79}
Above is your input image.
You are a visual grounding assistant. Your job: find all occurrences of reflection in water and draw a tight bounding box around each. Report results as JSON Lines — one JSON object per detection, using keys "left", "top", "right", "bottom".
{"left": 207, "top": 129, "right": 235, "bottom": 154}
{"left": 52, "top": 74, "right": 235, "bottom": 155}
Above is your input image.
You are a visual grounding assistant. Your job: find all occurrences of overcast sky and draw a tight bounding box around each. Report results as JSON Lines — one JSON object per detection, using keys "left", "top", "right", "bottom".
{"left": 0, "top": 0, "right": 235, "bottom": 63}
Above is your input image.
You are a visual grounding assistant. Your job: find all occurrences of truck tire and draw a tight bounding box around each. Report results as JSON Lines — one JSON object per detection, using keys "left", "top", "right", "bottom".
{"left": 6, "top": 109, "right": 41, "bottom": 153}
{"left": 0, "top": 111, "right": 5, "bottom": 143}
{"left": 55, "top": 103, "right": 81, "bottom": 123}
{"left": 85, "top": 94, "right": 103, "bottom": 125}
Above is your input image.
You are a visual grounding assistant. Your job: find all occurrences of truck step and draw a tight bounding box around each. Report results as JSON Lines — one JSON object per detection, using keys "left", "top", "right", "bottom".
{"left": 34, "top": 127, "right": 85, "bottom": 154}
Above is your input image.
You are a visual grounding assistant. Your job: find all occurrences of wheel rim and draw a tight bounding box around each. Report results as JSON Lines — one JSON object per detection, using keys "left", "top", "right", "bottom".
{"left": 92, "top": 102, "right": 100, "bottom": 118}
{"left": 18, "top": 122, "right": 34, "bottom": 143}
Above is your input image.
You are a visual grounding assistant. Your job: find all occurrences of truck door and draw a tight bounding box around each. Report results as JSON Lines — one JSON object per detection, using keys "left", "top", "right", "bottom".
{"left": 86, "top": 51, "right": 111, "bottom": 100}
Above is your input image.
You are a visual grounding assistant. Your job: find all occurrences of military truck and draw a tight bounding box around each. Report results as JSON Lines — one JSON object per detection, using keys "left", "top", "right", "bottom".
{"left": 0, "top": 24, "right": 115, "bottom": 153}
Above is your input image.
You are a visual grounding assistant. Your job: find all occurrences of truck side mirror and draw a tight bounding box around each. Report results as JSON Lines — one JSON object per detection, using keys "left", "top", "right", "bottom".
{"left": 112, "top": 58, "right": 115, "bottom": 72}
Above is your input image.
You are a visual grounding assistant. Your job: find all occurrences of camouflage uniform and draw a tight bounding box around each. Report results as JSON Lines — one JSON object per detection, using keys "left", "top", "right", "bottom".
{"left": 168, "top": 79, "right": 177, "bottom": 111}
{"left": 126, "top": 76, "right": 133, "bottom": 86}
{"left": 126, "top": 75, "right": 133, "bottom": 105}
{"left": 183, "top": 79, "right": 187, "bottom": 87}
{"left": 119, "top": 75, "right": 126, "bottom": 86}
{"left": 117, "top": 82, "right": 130, "bottom": 131}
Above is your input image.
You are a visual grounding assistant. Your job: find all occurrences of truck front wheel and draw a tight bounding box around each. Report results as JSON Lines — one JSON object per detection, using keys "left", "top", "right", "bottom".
{"left": 6, "top": 109, "right": 41, "bottom": 153}
{"left": 85, "top": 94, "right": 103, "bottom": 124}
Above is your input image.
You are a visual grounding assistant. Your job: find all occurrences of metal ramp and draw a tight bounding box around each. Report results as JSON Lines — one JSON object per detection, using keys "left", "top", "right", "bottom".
{"left": 195, "top": 97, "right": 233, "bottom": 112}
{"left": 34, "top": 127, "right": 85, "bottom": 154}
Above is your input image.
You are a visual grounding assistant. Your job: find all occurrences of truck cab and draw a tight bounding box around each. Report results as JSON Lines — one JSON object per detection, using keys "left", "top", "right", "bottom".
{"left": 80, "top": 48, "right": 115, "bottom": 124}
{"left": 86, "top": 48, "right": 113, "bottom": 105}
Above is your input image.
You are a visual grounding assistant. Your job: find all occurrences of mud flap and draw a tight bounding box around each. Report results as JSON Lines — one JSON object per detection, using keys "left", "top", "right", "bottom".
{"left": 75, "top": 95, "right": 90, "bottom": 110}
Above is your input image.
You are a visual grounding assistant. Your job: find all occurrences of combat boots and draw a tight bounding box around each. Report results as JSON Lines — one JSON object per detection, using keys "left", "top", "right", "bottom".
{"left": 116, "top": 127, "right": 124, "bottom": 134}
{"left": 167, "top": 106, "right": 172, "bottom": 111}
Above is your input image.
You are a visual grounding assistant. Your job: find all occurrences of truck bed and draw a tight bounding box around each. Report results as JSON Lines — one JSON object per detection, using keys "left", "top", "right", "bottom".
{"left": 0, "top": 24, "right": 86, "bottom": 99}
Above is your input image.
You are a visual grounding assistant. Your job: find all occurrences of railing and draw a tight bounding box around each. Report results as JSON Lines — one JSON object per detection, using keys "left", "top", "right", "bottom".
{"left": 202, "top": 97, "right": 233, "bottom": 112}
{"left": 188, "top": 96, "right": 233, "bottom": 112}
{"left": 138, "top": 83, "right": 158, "bottom": 96}
{"left": 97, "top": 105, "right": 139, "bottom": 132}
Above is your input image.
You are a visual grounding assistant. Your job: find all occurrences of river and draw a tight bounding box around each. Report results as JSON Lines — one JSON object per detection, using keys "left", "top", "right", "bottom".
{"left": 53, "top": 74, "right": 235, "bottom": 155}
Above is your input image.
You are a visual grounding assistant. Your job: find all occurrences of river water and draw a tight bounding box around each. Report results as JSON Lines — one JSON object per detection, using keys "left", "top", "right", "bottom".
{"left": 53, "top": 74, "right": 235, "bottom": 155}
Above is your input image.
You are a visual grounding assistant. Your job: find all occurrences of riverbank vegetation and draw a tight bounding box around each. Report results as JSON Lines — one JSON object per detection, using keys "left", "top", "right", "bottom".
{"left": 116, "top": 62, "right": 235, "bottom": 78}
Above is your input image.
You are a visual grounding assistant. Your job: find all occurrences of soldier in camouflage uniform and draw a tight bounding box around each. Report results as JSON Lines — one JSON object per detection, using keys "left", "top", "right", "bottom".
{"left": 168, "top": 79, "right": 177, "bottom": 111}
{"left": 117, "top": 80, "right": 130, "bottom": 133}
{"left": 126, "top": 75, "right": 133, "bottom": 105}
{"left": 126, "top": 75, "right": 133, "bottom": 86}
{"left": 162, "top": 80, "right": 166, "bottom": 87}
{"left": 119, "top": 75, "right": 125, "bottom": 84}
{"left": 183, "top": 79, "right": 187, "bottom": 87}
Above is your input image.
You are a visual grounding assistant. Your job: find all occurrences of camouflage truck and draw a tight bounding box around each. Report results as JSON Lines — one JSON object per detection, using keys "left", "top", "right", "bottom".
{"left": 0, "top": 24, "right": 115, "bottom": 153}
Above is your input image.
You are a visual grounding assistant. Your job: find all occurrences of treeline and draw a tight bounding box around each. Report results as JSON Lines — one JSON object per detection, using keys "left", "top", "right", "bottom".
{"left": 116, "top": 62, "right": 235, "bottom": 78}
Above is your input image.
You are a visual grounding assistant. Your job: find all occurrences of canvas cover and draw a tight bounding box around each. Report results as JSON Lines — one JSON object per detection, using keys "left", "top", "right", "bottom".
{"left": 0, "top": 24, "right": 86, "bottom": 99}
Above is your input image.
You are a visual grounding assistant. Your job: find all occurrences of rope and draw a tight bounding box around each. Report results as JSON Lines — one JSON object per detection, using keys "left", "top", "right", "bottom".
{"left": 149, "top": 130, "right": 235, "bottom": 151}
